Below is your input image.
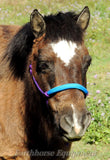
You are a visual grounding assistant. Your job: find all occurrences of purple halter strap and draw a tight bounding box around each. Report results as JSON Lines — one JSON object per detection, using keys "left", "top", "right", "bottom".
{"left": 29, "top": 65, "right": 49, "bottom": 97}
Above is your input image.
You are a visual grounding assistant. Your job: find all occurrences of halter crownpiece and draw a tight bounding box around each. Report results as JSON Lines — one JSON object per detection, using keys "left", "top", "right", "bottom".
{"left": 29, "top": 65, "right": 88, "bottom": 98}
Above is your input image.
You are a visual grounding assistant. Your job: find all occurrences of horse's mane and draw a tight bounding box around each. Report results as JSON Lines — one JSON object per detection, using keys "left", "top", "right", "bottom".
{"left": 4, "top": 11, "right": 83, "bottom": 79}
{"left": 44, "top": 12, "right": 83, "bottom": 42}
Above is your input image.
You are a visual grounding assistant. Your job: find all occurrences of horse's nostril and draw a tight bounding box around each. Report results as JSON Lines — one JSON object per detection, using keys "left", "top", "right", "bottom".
{"left": 65, "top": 116, "right": 74, "bottom": 126}
{"left": 87, "top": 111, "right": 91, "bottom": 121}
{"left": 60, "top": 115, "right": 73, "bottom": 133}
{"left": 83, "top": 111, "right": 91, "bottom": 128}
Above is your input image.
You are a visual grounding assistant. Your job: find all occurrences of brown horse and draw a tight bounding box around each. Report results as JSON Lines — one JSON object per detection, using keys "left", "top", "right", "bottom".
{"left": 0, "top": 7, "right": 92, "bottom": 160}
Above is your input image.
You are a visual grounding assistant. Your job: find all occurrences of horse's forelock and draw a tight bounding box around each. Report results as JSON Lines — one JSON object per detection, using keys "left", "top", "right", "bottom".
{"left": 44, "top": 12, "right": 83, "bottom": 42}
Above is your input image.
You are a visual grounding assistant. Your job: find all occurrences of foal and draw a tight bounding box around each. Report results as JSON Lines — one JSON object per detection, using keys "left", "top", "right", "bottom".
{"left": 0, "top": 7, "right": 91, "bottom": 160}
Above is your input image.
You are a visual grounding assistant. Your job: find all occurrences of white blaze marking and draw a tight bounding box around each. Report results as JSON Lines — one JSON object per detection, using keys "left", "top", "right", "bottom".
{"left": 71, "top": 104, "right": 81, "bottom": 134}
{"left": 51, "top": 40, "right": 77, "bottom": 66}
{"left": 71, "top": 104, "right": 74, "bottom": 113}
{"left": 74, "top": 112, "right": 81, "bottom": 134}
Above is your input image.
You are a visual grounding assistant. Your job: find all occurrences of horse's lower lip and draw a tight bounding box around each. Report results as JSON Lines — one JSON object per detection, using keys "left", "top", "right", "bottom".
{"left": 62, "top": 135, "right": 81, "bottom": 142}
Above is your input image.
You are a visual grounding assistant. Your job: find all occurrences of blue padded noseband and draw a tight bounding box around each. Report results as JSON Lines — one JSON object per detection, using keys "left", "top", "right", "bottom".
{"left": 29, "top": 65, "right": 88, "bottom": 98}
{"left": 46, "top": 83, "right": 88, "bottom": 97}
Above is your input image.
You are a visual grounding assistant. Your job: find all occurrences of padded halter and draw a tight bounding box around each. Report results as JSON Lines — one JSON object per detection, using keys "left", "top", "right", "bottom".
{"left": 29, "top": 65, "right": 88, "bottom": 98}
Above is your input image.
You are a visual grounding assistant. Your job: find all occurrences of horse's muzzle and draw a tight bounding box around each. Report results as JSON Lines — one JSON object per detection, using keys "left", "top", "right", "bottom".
{"left": 59, "top": 111, "right": 91, "bottom": 141}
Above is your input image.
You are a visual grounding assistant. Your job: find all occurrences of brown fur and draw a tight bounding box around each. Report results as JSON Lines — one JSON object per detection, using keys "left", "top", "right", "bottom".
{"left": 0, "top": 25, "right": 29, "bottom": 160}
{"left": 0, "top": 25, "right": 20, "bottom": 56}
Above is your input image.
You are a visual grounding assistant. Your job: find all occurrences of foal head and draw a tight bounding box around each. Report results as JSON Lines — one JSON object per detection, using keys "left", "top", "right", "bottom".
{"left": 30, "top": 7, "right": 91, "bottom": 142}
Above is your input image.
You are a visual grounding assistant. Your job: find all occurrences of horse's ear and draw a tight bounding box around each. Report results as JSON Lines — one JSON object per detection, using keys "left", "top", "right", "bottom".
{"left": 76, "top": 6, "right": 90, "bottom": 30}
{"left": 30, "top": 9, "right": 46, "bottom": 38}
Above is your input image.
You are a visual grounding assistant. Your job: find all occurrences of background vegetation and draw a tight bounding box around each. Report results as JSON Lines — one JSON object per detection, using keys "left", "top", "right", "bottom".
{"left": 0, "top": 0, "right": 110, "bottom": 159}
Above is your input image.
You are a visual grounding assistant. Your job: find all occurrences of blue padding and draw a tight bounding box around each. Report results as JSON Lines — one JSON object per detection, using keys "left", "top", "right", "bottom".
{"left": 47, "top": 83, "right": 88, "bottom": 96}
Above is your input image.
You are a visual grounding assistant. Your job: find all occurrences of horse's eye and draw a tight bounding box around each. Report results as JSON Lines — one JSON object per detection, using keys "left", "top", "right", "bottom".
{"left": 36, "top": 61, "right": 49, "bottom": 73}
{"left": 82, "top": 55, "right": 92, "bottom": 71}
{"left": 40, "top": 63, "right": 48, "bottom": 70}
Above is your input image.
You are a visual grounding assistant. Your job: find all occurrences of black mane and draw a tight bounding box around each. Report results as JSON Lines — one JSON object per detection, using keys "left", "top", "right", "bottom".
{"left": 6, "top": 23, "right": 34, "bottom": 79}
{"left": 44, "top": 12, "right": 83, "bottom": 42}
{"left": 5, "top": 11, "right": 83, "bottom": 79}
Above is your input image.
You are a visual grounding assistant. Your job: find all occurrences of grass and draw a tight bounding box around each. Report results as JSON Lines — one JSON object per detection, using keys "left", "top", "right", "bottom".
{"left": 0, "top": 0, "right": 110, "bottom": 159}
{"left": 68, "top": 141, "right": 110, "bottom": 160}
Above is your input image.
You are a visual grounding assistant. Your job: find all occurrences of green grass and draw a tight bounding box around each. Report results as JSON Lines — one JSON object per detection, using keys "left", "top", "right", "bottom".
{"left": 0, "top": 0, "right": 110, "bottom": 159}
{"left": 68, "top": 141, "right": 110, "bottom": 160}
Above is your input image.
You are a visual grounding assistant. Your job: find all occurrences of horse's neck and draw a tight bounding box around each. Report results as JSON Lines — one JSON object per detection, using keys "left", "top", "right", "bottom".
{"left": 0, "top": 76, "right": 27, "bottom": 155}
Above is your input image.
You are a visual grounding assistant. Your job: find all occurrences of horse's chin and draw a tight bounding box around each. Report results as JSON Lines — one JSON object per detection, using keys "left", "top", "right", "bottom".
{"left": 62, "top": 135, "right": 81, "bottom": 142}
